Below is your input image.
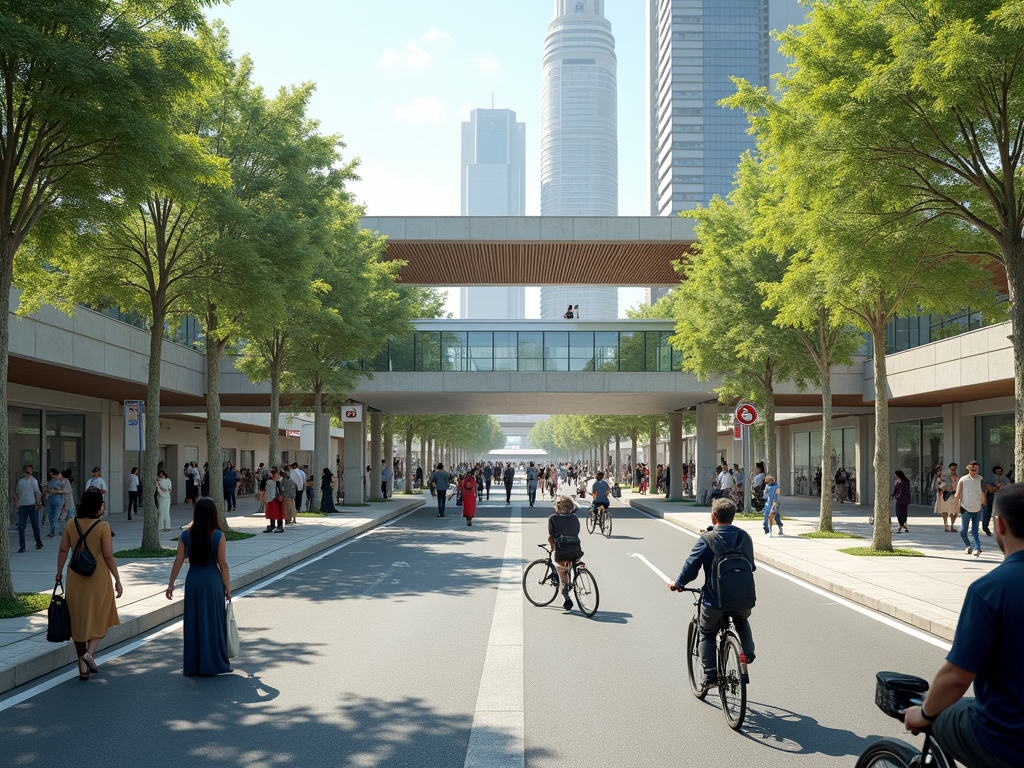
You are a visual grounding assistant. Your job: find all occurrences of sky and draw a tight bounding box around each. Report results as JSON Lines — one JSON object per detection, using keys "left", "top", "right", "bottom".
{"left": 206, "top": 0, "right": 650, "bottom": 316}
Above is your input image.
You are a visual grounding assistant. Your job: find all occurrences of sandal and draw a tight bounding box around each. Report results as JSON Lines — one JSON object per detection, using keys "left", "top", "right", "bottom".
{"left": 82, "top": 653, "right": 99, "bottom": 674}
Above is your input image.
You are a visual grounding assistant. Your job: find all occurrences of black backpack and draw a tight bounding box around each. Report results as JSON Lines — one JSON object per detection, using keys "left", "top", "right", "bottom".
{"left": 701, "top": 530, "right": 756, "bottom": 611}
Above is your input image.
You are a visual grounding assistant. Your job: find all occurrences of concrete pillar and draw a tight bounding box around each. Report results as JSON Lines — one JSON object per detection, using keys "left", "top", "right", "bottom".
{"left": 383, "top": 419, "right": 394, "bottom": 496}
{"left": 776, "top": 423, "right": 792, "bottom": 496}
{"left": 369, "top": 412, "right": 382, "bottom": 499}
{"left": 695, "top": 404, "right": 718, "bottom": 505}
{"left": 648, "top": 427, "right": 658, "bottom": 483}
{"left": 615, "top": 435, "right": 621, "bottom": 485}
{"left": 343, "top": 408, "right": 367, "bottom": 505}
{"left": 313, "top": 407, "right": 330, "bottom": 508}
{"left": 857, "top": 413, "right": 875, "bottom": 506}
{"left": 668, "top": 412, "right": 683, "bottom": 500}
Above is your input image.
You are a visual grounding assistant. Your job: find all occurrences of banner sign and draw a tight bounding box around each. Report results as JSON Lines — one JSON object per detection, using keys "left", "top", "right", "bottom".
{"left": 286, "top": 430, "right": 301, "bottom": 438}
{"left": 124, "top": 400, "right": 145, "bottom": 452}
{"left": 341, "top": 405, "right": 364, "bottom": 423}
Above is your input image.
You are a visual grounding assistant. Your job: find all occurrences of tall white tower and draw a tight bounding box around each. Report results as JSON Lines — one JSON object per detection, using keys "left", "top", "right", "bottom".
{"left": 540, "top": 0, "right": 618, "bottom": 320}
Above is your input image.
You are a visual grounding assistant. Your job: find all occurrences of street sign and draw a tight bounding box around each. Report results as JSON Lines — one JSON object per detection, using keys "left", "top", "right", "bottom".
{"left": 735, "top": 403, "right": 758, "bottom": 426}
{"left": 124, "top": 400, "right": 145, "bottom": 452}
{"left": 341, "top": 405, "right": 363, "bottom": 422}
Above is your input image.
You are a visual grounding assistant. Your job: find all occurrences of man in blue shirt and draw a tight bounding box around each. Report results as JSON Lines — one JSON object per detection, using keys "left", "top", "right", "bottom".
{"left": 669, "top": 497, "right": 756, "bottom": 691}
{"left": 590, "top": 471, "right": 611, "bottom": 520}
{"left": 904, "top": 483, "right": 1024, "bottom": 768}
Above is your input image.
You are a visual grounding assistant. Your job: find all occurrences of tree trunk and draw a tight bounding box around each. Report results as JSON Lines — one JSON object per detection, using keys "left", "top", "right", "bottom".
{"left": 1006, "top": 245, "right": 1024, "bottom": 478}
{"left": 0, "top": 257, "right": 15, "bottom": 598}
{"left": 818, "top": 361, "right": 834, "bottom": 533}
{"left": 141, "top": 310, "right": 165, "bottom": 551}
{"left": 649, "top": 422, "right": 658, "bottom": 476}
{"left": 871, "top": 322, "right": 893, "bottom": 552}
{"left": 268, "top": 357, "right": 281, "bottom": 469}
{"left": 762, "top": 395, "right": 777, "bottom": 482}
{"left": 312, "top": 386, "right": 323, "bottom": 510}
{"left": 629, "top": 429, "right": 638, "bottom": 486}
{"left": 615, "top": 434, "right": 621, "bottom": 485}
{"left": 205, "top": 307, "right": 228, "bottom": 530}
{"left": 404, "top": 427, "right": 414, "bottom": 495}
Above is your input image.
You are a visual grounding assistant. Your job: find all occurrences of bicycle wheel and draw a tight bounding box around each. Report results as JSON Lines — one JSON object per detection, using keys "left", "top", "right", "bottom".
{"left": 853, "top": 739, "right": 920, "bottom": 768}
{"left": 586, "top": 510, "right": 596, "bottom": 535}
{"left": 686, "top": 618, "right": 707, "bottom": 700}
{"left": 718, "top": 633, "right": 747, "bottom": 730}
{"left": 572, "top": 567, "right": 600, "bottom": 617}
{"left": 604, "top": 509, "right": 613, "bottom": 537}
{"left": 522, "top": 559, "right": 559, "bottom": 606}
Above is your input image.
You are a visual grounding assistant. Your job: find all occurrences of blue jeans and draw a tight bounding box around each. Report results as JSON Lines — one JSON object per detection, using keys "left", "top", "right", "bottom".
{"left": 436, "top": 491, "right": 446, "bottom": 516}
{"left": 528, "top": 487, "right": 537, "bottom": 505}
{"left": 763, "top": 504, "right": 782, "bottom": 533}
{"left": 224, "top": 489, "right": 236, "bottom": 511}
{"left": 959, "top": 508, "right": 981, "bottom": 552}
{"left": 47, "top": 496, "right": 63, "bottom": 534}
{"left": 982, "top": 498, "right": 994, "bottom": 532}
{"left": 18, "top": 505, "right": 41, "bottom": 549}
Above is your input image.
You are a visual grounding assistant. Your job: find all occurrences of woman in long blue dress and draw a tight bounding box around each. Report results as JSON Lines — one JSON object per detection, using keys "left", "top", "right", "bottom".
{"left": 320, "top": 468, "right": 337, "bottom": 513}
{"left": 165, "top": 498, "right": 232, "bottom": 676}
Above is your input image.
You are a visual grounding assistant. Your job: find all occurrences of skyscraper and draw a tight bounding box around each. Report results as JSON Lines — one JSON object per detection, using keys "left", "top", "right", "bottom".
{"left": 647, "top": 0, "right": 807, "bottom": 216}
{"left": 460, "top": 108, "right": 527, "bottom": 319}
{"left": 539, "top": 0, "right": 618, "bottom": 320}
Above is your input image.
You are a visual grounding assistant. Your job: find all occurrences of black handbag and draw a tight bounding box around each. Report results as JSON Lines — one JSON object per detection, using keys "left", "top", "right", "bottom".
{"left": 47, "top": 582, "right": 72, "bottom": 642}
{"left": 69, "top": 519, "right": 101, "bottom": 577}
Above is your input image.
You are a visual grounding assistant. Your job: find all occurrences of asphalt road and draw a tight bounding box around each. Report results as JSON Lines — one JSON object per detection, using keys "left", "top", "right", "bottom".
{"left": 0, "top": 485, "right": 949, "bottom": 768}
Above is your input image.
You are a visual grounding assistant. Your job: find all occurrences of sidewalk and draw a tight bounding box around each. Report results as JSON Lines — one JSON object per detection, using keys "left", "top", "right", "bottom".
{"left": 625, "top": 490, "right": 998, "bottom": 642}
{"left": 1, "top": 495, "right": 424, "bottom": 694}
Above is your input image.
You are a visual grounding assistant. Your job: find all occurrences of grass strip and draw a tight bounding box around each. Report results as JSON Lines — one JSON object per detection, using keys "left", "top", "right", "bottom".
{"left": 224, "top": 530, "right": 256, "bottom": 541}
{"left": 839, "top": 546, "right": 925, "bottom": 557}
{"left": 0, "top": 593, "right": 51, "bottom": 620}
{"left": 113, "top": 547, "right": 177, "bottom": 558}
{"left": 297, "top": 511, "right": 327, "bottom": 517}
{"left": 800, "top": 531, "right": 864, "bottom": 539}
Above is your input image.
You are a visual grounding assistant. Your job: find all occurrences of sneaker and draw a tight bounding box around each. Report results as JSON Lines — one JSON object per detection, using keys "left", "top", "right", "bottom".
{"left": 965, "top": 546, "right": 973, "bottom": 554}
{"left": 973, "top": 550, "right": 981, "bottom": 557}
{"left": 562, "top": 598, "right": 573, "bottom": 611}
{"left": 983, "top": 529, "right": 992, "bottom": 536}
{"left": 764, "top": 531, "right": 771, "bottom": 538}
{"left": 777, "top": 529, "right": 784, "bottom": 536}
{"left": 46, "top": 532, "right": 55, "bottom": 538}
{"left": 701, "top": 678, "right": 718, "bottom": 693}
{"left": 35, "top": 542, "right": 43, "bottom": 549}
{"left": 17, "top": 548, "right": 25, "bottom": 553}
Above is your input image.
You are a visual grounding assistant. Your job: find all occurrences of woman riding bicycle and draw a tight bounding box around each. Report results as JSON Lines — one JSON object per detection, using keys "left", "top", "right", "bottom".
{"left": 548, "top": 496, "right": 584, "bottom": 611}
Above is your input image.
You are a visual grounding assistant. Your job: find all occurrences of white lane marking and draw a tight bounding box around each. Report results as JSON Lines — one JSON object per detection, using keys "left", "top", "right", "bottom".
{"left": 628, "top": 553, "right": 673, "bottom": 583}
{"left": 360, "top": 562, "right": 410, "bottom": 597}
{"left": 633, "top": 511, "right": 953, "bottom": 652}
{"left": 464, "top": 506, "right": 524, "bottom": 768}
{"left": 0, "top": 509, "right": 420, "bottom": 712}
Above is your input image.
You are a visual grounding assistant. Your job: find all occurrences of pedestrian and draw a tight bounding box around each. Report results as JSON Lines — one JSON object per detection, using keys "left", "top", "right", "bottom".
{"left": 289, "top": 462, "right": 306, "bottom": 512}
{"left": 431, "top": 463, "right": 451, "bottom": 517}
{"left": 223, "top": 462, "right": 237, "bottom": 512}
{"left": 955, "top": 460, "right": 985, "bottom": 557}
{"left": 61, "top": 470, "right": 76, "bottom": 525}
{"left": 44, "top": 468, "right": 65, "bottom": 538}
{"left": 263, "top": 468, "right": 285, "bottom": 533}
{"left": 562, "top": 304, "right": 575, "bottom": 319}
{"left": 892, "top": 470, "right": 911, "bottom": 533}
{"left": 200, "top": 462, "right": 210, "bottom": 498}
{"left": 983, "top": 465, "right": 1007, "bottom": 536}
{"left": 55, "top": 488, "right": 122, "bottom": 681}
{"left": 127, "top": 467, "right": 140, "bottom": 520}
{"left": 460, "top": 471, "right": 478, "bottom": 527}
{"left": 526, "top": 462, "right": 538, "bottom": 507}
{"left": 320, "top": 468, "right": 337, "bottom": 513}
{"left": 84, "top": 467, "right": 107, "bottom": 497}
{"left": 483, "top": 463, "right": 493, "bottom": 500}
{"left": 164, "top": 498, "right": 232, "bottom": 676}
{"left": 834, "top": 466, "right": 849, "bottom": 503}
{"left": 279, "top": 468, "right": 298, "bottom": 525}
{"left": 303, "top": 465, "right": 314, "bottom": 510}
{"left": 155, "top": 469, "right": 173, "bottom": 531}
{"left": 934, "top": 462, "right": 960, "bottom": 532}
{"left": 380, "top": 459, "right": 391, "bottom": 499}
{"left": 13, "top": 463, "right": 43, "bottom": 552}
{"left": 763, "top": 475, "right": 783, "bottom": 537}
{"left": 503, "top": 463, "right": 515, "bottom": 504}
{"left": 184, "top": 463, "right": 196, "bottom": 505}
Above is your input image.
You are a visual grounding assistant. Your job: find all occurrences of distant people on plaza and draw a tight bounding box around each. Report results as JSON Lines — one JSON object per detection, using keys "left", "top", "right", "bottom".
{"left": 165, "top": 498, "right": 232, "bottom": 676}
{"left": 563, "top": 304, "right": 575, "bottom": 319}
{"left": 955, "top": 460, "right": 985, "bottom": 557}
{"left": 303, "top": 465, "right": 314, "bottom": 510}
{"left": 200, "top": 462, "right": 210, "bottom": 498}
{"left": 380, "top": 459, "right": 391, "bottom": 499}
{"left": 156, "top": 469, "right": 173, "bottom": 531}
{"left": 61, "top": 470, "right": 76, "bottom": 523}
{"left": 834, "top": 466, "right": 849, "bottom": 504}
{"left": 526, "top": 462, "right": 539, "bottom": 507}
{"left": 892, "top": 470, "right": 912, "bottom": 533}
{"left": 223, "top": 462, "right": 237, "bottom": 512}
{"left": 984, "top": 465, "right": 1008, "bottom": 536}
{"left": 934, "top": 462, "right": 961, "bottom": 532}
{"left": 263, "top": 468, "right": 285, "bottom": 533}
{"left": 279, "top": 468, "right": 298, "bottom": 526}
{"left": 84, "top": 467, "right": 107, "bottom": 497}
{"left": 184, "top": 463, "right": 197, "bottom": 505}
{"left": 431, "top": 463, "right": 452, "bottom": 517}
{"left": 459, "top": 471, "right": 477, "bottom": 527}
{"left": 45, "top": 468, "right": 65, "bottom": 538}
{"left": 14, "top": 463, "right": 43, "bottom": 552}
{"left": 503, "top": 463, "right": 515, "bottom": 504}
{"left": 320, "top": 468, "right": 337, "bottom": 513}
{"left": 547, "top": 465, "right": 558, "bottom": 499}
{"left": 763, "top": 475, "right": 783, "bottom": 537}
{"left": 414, "top": 465, "right": 424, "bottom": 491}
{"left": 55, "top": 488, "right": 122, "bottom": 681}
{"left": 127, "top": 467, "right": 140, "bottom": 520}
{"left": 482, "top": 463, "right": 493, "bottom": 500}
{"left": 732, "top": 464, "right": 744, "bottom": 501}
{"left": 289, "top": 463, "right": 306, "bottom": 512}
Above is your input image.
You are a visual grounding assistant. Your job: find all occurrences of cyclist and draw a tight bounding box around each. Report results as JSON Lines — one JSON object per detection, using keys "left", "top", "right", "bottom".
{"left": 901, "top": 483, "right": 1024, "bottom": 768}
{"left": 589, "top": 471, "right": 611, "bottom": 523}
{"left": 668, "top": 497, "right": 755, "bottom": 692}
{"left": 548, "top": 495, "right": 584, "bottom": 611}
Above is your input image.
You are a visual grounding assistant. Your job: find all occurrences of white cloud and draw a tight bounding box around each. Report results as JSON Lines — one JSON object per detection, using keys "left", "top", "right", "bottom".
{"left": 394, "top": 96, "right": 449, "bottom": 125}
{"left": 469, "top": 54, "right": 501, "bottom": 75}
{"left": 379, "top": 40, "right": 432, "bottom": 70}
{"left": 350, "top": 160, "right": 459, "bottom": 217}
{"left": 422, "top": 27, "right": 454, "bottom": 45}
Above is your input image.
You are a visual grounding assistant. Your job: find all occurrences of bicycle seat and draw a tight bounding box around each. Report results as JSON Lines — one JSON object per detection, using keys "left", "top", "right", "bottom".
{"left": 875, "top": 672, "right": 929, "bottom": 719}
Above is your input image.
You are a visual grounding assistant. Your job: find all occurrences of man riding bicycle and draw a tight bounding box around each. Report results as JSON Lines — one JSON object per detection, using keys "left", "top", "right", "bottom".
{"left": 548, "top": 496, "right": 584, "bottom": 611}
{"left": 589, "top": 471, "right": 611, "bottom": 521}
{"left": 901, "top": 483, "right": 1024, "bottom": 768}
{"left": 668, "top": 497, "right": 756, "bottom": 692}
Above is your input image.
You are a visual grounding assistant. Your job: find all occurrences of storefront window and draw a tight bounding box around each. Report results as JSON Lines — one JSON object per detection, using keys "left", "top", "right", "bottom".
{"left": 890, "top": 418, "right": 944, "bottom": 505}
{"left": 977, "top": 414, "right": 1014, "bottom": 483}
{"left": 46, "top": 412, "right": 84, "bottom": 480}
{"left": 792, "top": 427, "right": 856, "bottom": 497}
{"left": 9, "top": 407, "right": 41, "bottom": 499}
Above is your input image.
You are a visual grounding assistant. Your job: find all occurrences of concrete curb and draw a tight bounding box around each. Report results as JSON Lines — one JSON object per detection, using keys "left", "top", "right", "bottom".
{"left": 0, "top": 498, "right": 424, "bottom": 696}
{"left": 629, "top": 499, "right": 957, "bottom": 642}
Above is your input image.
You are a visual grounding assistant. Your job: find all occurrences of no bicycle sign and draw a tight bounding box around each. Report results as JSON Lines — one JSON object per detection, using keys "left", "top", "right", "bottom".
{"left": 735, "top": 403, "right": 758, "bottom": 426}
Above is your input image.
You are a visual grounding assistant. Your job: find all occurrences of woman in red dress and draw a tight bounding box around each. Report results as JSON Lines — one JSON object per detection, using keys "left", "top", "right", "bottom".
{"left": 460, "top": 473, "right": 478, "bottom": 527}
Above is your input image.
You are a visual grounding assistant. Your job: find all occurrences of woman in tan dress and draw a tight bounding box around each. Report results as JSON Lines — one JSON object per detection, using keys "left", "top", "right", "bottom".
{"left": 933, "top": 462, "right": 960, "bottom": 532}
{"left": 55, "top": 488, "right": 123, "bottom": 681}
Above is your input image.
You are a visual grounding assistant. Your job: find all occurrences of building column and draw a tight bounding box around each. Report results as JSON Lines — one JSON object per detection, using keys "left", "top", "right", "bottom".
{"left": 776, "top": 423, "right": 792, "bottom": 496}
{"left": 383, "top": 417, "right": 394, "bottom": 496}
{"left": 668, "top": 412, "right": 683, "bottom": 500}
{"left": 614, "top": 435, "right": 621, "bottom": 485}
{"left": 313, "top": 407, "right": 331, "bottom": 508}
{"left": 369, "top": 412, "right": 382, "bottom": 500}
{"left": 343, "top": 408, "right": 367, "bottom": 505}
{"left": 857, "top": 413, "right": 875, "bottom": 507}
{"left": 695, "top": 404, "right": 718, "bottom": 505}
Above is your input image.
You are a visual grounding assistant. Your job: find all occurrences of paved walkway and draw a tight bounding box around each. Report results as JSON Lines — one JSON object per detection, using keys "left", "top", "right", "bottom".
{"left": 625, "top": 490, "right": 998, "bottom": 641}
{"left": 1, "top": 495, "right": 424, "bottom": 694}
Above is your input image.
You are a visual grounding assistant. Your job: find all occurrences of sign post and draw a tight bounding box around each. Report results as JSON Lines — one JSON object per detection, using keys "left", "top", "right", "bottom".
{"left": 735, "top": 404, "right": 759, "bottom": 514}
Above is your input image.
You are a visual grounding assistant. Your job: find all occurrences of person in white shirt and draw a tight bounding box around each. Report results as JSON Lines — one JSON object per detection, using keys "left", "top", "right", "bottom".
{"left": 14, "top": 464, "right": 43, "bottom": 552}
{"left": 85, "top": 467, "right": 107, "bottom": 496}
{"left": 955, "top": 460, "right": 986, "bottom": 557}
{"left": 289, "top": 462, "right": 306, "bottom": 509}
{"left": 127, "top": 467, "right": 140, "bottom": 520}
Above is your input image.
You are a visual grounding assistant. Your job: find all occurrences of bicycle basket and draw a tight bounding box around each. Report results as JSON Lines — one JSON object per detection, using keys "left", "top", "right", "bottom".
{"left": 875, "top": 672, "right": 929, "bottom": 718}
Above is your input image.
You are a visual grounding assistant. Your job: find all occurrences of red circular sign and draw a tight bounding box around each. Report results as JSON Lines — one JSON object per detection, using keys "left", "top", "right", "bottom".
{"left": 735, "top": 404, "right": 758, "bottom": 426}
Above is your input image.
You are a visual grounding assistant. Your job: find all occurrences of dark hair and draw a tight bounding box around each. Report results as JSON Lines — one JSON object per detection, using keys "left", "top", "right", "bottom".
{"left": 131, "top": 467, "right": 138, "bottom": 474}
{"left": 187, "top": 498, "right": 222, "bottom": 568}
{"left": 48, "top": 468, "right": 59, "bottom": 477}
{"left": 993, "top": 465, "right": 1003, "bottom": 473}
{"left": 949, "top": 463, "right": 958, "bottom": 469}
{"left": 993, "top": 484, "right": 1024, "bottom": 539}
{"left": 91, "top": 467, "right": 100, "bottom": 473}
{"left": 712, "top": 497, "right": 737, "bottom": 524}
{"left": 322, "top": 468, "right": 333, "bottom": 478}
{"left": 595, "top": 471, "right": 604, "bottom": 480}
{"left": 894, "top": 470, "right": 908, "bottom": 481}
{"left": 78, "top": 488, "right": 105, "bottom": 519}
{"left": 157, "top": 468, "right": 167, "bottom": 478}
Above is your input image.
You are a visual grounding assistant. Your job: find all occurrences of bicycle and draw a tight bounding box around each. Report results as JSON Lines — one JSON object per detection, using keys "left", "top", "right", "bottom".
{"left": 679, "top": 587, "right": 749, "bottom": 730}
{"left": 854, "top": 672, "right": 954, "bottom": 768}
{"left": 586, "top": 501, "right": 612, "bottom": 537}
{"left": 522, "top": 544, "right": 600, "bottom": 618}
